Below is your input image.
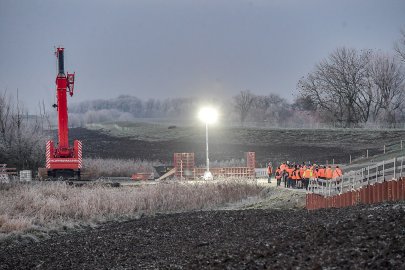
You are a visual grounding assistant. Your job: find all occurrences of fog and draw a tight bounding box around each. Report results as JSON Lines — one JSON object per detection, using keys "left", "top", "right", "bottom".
{"left": 0, "top": 0, "right": 404, "bottom": 113}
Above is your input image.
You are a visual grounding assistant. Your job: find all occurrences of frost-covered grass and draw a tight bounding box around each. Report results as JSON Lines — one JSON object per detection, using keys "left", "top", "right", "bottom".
{"left": 0, "top": 179, "right": 263, "bottom": 238}
{"left": 82, "top": 158, "right": 158, "bottom": 178}
{"left": 87, "top": 122, "right": 405, "bottom": 151}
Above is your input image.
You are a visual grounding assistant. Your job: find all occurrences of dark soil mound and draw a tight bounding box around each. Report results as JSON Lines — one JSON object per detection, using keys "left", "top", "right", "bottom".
{"left": 0, "top": 203, "right": 404, "bottom": 269}
{"left": 68, "top": 128, "right": 365, "bottom": 165}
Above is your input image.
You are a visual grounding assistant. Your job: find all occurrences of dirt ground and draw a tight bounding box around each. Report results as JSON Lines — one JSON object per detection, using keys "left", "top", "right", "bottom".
{"left": 0, "top": 202, "right": 403, "bottom": 269}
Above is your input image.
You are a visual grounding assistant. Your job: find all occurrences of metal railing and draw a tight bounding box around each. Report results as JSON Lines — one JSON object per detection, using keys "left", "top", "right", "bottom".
{"left": 308, "top": 156, "right": 405, "bottom": 197}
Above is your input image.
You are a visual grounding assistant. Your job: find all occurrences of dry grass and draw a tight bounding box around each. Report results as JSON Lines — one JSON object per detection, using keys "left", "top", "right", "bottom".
{"left": 0, "top": 179, "right": 263, "bottom": 236}
{"left": 83, "top": 158, "right": 158, "bottom": 178}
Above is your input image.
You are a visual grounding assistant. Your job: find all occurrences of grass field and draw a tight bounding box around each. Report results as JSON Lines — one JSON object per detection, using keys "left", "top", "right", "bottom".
{"left": 78, "top": 122, "right": 405, "bottom": 166}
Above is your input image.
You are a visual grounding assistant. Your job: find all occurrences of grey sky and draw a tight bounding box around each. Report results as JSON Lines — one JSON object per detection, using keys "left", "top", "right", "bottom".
{"left": 1, "top": 0, "right": 405, "bottom": 113}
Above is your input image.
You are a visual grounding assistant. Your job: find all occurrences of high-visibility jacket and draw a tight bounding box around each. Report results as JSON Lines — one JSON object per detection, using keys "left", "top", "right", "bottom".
{"left": 275, "top": 168, "right": 282, "bottom": 179}
{"left": 318, "top": 168, "right": 325, "bottom": 178}
{"left": 303, "top": 169, "right": 313, "bottom": 179}
{"left": 325, "top": 168, "right": 333, "bottom": 179}
{"left": 267, "top": 166, "right": 273, "bottom": 175}
{"left": 287, "top": 168, "right": 294, "bottom": 178}
{"left": 293, "top": 169, "right": 301, "bottom": 180}
{"left": 332, "top": 168, "right": 343, "bottom": 178}
{"left": 280, "top": 164, "right": 286, "bottom": 171}
{"left": 300, "top": 167, "right": 305, "bottom": 178}
{"left": 313, "top": 169, "right": 318, "bottom": 178}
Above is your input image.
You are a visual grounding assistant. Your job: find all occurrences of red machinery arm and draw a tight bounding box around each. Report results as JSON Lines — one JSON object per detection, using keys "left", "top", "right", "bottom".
{"left": 55, "top": 47, "right": 75, "bottom": 157}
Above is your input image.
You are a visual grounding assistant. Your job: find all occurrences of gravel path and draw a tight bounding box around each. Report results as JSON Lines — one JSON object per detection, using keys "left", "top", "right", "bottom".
{"left": 0, "top": 203, "right": 404, "bottom": 269}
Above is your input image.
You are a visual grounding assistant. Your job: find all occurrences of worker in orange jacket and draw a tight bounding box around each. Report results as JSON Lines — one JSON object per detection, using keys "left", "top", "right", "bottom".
{"left": 292, "top": 166, "right": 301, "bottom": 189}
{"left": 280, "top": 163, "right": 288, "bottom": 188}
{"left": 275, "top": 167, "right": 282, "bottom": 187}
{"left": 286, "top": 165, "right": 294, "bottom": 188}
{"left": 317, "top": 166, "right": 326, "bottom": 180}
{"left": 302, "top": 167, "right": 313, "bottom": 190}
{"left": 332, "top": 166, "right": 343, "bottom": 179}
{"left": 325, "top": 166, "right": 333, "bottom": 180}
{"left": 267, "top": 162, "right": 273, "bottom": 183}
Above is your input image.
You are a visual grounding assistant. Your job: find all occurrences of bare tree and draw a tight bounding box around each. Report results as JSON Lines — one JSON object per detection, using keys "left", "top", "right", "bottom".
{"left": 0, "top": 90, "right": 46, "bottom": 169}
{"left": 369, "top": 53, "right": 405, "bottom": 126}
{"left": 298, "top": 47, "right": 372, "bottom": 127}
{"left": 233, "top": 90, "right": 255, "bottom": 125}
{"left": 394, "top": 28, "right": 405, "bottom": 63}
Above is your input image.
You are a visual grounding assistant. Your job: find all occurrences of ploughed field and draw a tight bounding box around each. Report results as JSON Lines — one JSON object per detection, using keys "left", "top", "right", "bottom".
{"left": 1, "top": 203, "right": 403, "bottom": 269}
{"left": 69, "top": 123, "right": 405, "bottom": 165}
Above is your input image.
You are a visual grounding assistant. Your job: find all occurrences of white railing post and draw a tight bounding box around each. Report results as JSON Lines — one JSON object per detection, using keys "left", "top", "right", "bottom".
{"left": 382, "top": 160, "right": 385, "bottom": 181}
{"left": 367, "top": 166, "right": 370, "bottom": 185}
{"left": 328, "top": 179, "right": 331, "bottom": 196}
{"left": 394, "top": 157, "right": 396, "bottom": 179}
{"left": 376, "top": 164, "right": 378, "bottom": 183}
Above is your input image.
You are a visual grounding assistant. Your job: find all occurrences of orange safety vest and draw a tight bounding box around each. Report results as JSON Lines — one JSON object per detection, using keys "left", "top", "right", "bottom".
{"left": 300, "top": 167, "right": 305, "bottom": 178}
{"left": 318, "top": 168, "right": 325, "bottom": 178}
{"left": 287, "top": 168, "right": 294, "bottom": 178}
{"left": 303, "top": 169, "right": 312, "bottom": 179}
{"left": 267, "top": 166, "right": 273, "bottom": 175}
{"left": 313, "top": 169, "right": 318, "bottom": 178}
{"left": 333, "top": 168, "right": 343, "bottom": 178}
{"left": 293, "top": 169, "right": 301, "bottom": 180}
{"left": 280, "top": 164, "right": 286, "bottom": 171}
{"left": 275, "top": 168, "right": 282, "bottom": 179}
{"left": 325, "top": 168, "right": 333, "bottom": 179}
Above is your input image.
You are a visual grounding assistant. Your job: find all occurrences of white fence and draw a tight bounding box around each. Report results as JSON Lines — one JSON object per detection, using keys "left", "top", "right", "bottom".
{"left": 255, "top": 168, "right": 268, "bottom": 178}
{"left": 308, "top": 156, "right": 405, "bottom": 197}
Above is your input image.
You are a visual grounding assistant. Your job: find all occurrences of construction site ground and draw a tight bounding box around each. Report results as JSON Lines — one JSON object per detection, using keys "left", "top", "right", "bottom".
{"left": 1, "top": 181, "right": 403, "bottom": 269}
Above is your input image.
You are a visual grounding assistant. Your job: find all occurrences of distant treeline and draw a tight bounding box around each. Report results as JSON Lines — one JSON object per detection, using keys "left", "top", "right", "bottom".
{"left": 69, "top": 29, "right": 405, "bottom": 128}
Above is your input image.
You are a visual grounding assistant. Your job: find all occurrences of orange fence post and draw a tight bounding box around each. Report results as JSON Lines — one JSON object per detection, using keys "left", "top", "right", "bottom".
{"left": 386, "top": 181, "right": 392, "bottom": 201}
{"left": 382, "top": 181, "right": 392, "bottom": 202}
{"left": 360, "top": 188, "right": 365, "bottom": 204}
{"left": 393, "top": 180, "right": 399, "bottom": 201}
{"left": 353, "top": 190, "right": 360, "bottom": 206}
{"left": 373, "top": 184, "right": 378, "bottom": 203}
{"left": 366, "top": 186, "right": 371, "bottom": 204}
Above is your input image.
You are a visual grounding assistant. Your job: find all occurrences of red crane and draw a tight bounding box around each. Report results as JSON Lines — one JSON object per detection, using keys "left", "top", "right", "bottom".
{"left": 46, "top": 47, "right": 82, "bottom": 179}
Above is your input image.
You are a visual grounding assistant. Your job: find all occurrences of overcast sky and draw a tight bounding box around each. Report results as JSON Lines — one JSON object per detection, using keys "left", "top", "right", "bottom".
{"left": 1, "top": 0, "right": 405, "bottom": 113}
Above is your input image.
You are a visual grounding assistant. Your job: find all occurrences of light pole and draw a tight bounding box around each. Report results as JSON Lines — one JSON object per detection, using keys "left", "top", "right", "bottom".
{"left": 198, "top": 107, "right": 218, "bottom": 180}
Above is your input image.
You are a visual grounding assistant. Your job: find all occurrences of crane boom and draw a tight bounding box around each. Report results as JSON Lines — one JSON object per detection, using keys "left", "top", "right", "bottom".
{"left": 45, "top": 47, "right": 82, "bottom": 180}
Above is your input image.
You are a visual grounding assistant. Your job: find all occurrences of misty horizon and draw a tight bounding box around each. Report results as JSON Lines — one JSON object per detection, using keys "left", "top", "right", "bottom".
{"left": 1, "top": 0, "right": 405, "bottom": 113}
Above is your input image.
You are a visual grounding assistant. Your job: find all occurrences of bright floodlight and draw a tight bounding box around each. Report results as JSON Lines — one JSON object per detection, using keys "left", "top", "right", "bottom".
{"left": 198, "top": 107, "right": 218, "bottom": 124}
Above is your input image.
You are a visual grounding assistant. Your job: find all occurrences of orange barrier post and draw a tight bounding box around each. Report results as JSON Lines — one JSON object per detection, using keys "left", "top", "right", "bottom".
{"left": 386, "top": 181, "right": 392, "bottom": 201}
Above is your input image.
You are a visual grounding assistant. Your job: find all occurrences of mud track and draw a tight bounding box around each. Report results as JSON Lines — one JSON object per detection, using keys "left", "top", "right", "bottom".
{"left": 1, "top": 203, "right": 404, "bottom": 269}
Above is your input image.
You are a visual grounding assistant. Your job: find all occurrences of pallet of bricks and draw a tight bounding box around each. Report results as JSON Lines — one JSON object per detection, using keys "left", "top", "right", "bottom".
{"left": 0, "top": 164, "right": 17, "bottom": 183}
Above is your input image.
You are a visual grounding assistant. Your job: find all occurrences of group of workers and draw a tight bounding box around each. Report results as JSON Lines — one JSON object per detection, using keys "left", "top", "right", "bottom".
{"left": 267, "top": 162, "right": 343, "bottom": 190}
